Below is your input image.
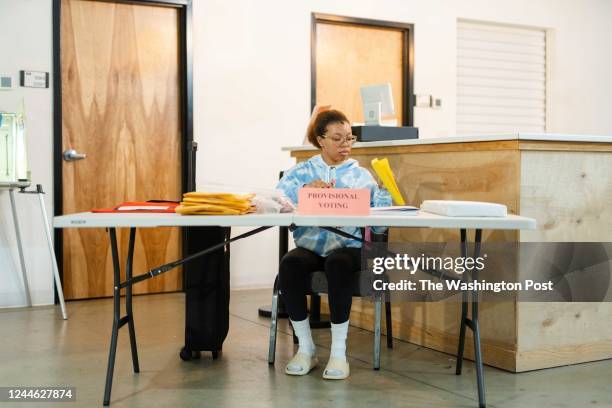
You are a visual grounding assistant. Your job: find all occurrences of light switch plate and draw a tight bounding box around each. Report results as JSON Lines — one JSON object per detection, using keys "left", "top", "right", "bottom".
{"left": 415, "top": 94, "right": 432, "bottom": 108}
{"left": 0, "top": 74, "right": 12, "bottom": 90}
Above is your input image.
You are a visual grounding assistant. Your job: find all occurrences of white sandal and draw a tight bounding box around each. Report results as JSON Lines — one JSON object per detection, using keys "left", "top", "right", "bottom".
{"left": 285, "top": 352, "right": 318, "bottom": 376}
{"left": 322, "top": 357, "right": 350, "bottom": 380}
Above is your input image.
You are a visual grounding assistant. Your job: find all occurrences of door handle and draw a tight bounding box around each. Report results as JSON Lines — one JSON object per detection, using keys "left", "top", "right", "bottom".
{"left": 63, "top": 149, "right": 87, "bottom": 162}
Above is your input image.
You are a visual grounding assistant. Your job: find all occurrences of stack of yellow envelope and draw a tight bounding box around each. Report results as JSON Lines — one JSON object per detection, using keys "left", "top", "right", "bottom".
{"left": 176, "top": 192, "right": 256, "bottom": 215}
{"left": 371, "top": 158, "right": 406, "bottom": 205}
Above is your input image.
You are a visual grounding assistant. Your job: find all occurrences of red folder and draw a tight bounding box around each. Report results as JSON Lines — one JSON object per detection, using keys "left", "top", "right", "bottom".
{"left": 92, "top": 201, "right": 179, "bottom": 213}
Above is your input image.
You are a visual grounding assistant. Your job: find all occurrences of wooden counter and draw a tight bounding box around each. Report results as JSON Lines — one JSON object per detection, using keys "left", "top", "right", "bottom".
{"left": 283, "top": 133, "right": 612, "bottom": 372}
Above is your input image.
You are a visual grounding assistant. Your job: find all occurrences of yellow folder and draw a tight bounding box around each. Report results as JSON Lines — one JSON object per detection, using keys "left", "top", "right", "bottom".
{"left": 371, "top": 158, "right": 405, "bottom": 205}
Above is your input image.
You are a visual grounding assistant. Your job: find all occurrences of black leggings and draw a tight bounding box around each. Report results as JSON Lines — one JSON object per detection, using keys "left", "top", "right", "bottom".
{"left": 278, "top": 247, "right": 361, "bottom": 324}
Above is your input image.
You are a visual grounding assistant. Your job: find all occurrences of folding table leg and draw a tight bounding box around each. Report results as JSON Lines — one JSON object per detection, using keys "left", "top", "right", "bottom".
{"left": 103, "top": 228, "right": 121, "bottom": 406}
{"left": 456, "top": 229, "right": 468, "bottom": 375}
{"left": 383, "top": 273, "right": 393, "bottom": 349}
{"left": 456, "top": 291, "right": 468, "bottom": 375}
{"left": 125, "top": 228, "right": 140, "bottom": 373}
{"left": 384, "top": 296, "right": 393, "bottom": 349}
{"left": 455, "top": 229, "right": 486, "bottom": 408}
{"left": 472, "top": 229, "right": 486, "bottom": 408}
{"left": 373, "top": 295, "right": 382, "bottom": 370}
{"left": 472, "top": 293, "right": 486, "bottom": 408}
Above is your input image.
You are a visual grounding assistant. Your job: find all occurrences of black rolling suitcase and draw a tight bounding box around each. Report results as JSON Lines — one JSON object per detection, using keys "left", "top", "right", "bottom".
{"left": 179, "top": 226, "right": 231, "bottom": 361}
{"left": 179, "top": 140, "right": 232, "bottom": 361}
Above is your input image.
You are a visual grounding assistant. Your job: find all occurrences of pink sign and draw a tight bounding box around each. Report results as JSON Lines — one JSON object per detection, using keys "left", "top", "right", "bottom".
{"left": 297, "top": 188, "right": 371, "bottom": 216}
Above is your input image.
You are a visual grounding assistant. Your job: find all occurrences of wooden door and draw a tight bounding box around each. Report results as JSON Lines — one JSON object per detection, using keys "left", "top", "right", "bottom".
{"left": 313, "top": 17, "right": 408, "bottom": 125}
{"left": 60, "top": 0, "right": 183, "bottom": 299}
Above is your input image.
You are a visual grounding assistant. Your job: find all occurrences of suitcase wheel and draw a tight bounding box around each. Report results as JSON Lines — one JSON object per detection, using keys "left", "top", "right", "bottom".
{"left": 180, "top": 347, "right": 202, "bottom": 361}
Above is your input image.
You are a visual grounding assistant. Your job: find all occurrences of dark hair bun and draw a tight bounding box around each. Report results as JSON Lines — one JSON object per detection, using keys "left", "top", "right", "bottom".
{"left": 307, "top": 109, "right": 350, "bottom": 149}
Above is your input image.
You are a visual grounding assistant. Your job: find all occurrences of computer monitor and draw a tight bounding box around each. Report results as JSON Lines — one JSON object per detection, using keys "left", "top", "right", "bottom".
{"left": 360, "top": 83, "right": 395, "bottom": 125}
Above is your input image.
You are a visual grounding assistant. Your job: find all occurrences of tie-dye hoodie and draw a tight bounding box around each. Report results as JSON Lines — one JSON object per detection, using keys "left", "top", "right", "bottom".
{"left": 276, "top": 154, "right": 392, "bottom": 256}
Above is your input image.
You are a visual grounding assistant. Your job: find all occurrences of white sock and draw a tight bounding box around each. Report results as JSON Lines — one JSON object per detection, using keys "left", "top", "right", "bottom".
{"left": 330, "top": 320, "right": 349, "bottom": 361}
{"left": 290, "top": 317, "right": 316, "bottom": 356}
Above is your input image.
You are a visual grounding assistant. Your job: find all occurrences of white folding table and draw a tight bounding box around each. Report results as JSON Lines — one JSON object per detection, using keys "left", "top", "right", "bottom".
{"left": 54, "top": 211, "right": 536, "bottom": 408}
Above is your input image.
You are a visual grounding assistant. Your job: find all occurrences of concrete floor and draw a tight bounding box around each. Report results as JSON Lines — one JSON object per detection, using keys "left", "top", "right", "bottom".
{"left": 1, "top": 289, "right": 611, "bottom": 408}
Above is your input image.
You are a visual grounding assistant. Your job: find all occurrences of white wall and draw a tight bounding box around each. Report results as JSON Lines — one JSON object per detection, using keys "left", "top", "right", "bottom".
{"left": 0, "top": 0, "right": 54, "bottom": 307}
{"left": 193, "top": 0, "right": 612, "bottom": 289}
{"left": 1, "top": 0, "right": 611, "bottom": 306}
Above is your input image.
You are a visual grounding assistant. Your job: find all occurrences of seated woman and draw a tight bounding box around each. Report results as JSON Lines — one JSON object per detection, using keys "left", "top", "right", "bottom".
{"left": 276, "top": 108, "right": 391, "bottom": 380}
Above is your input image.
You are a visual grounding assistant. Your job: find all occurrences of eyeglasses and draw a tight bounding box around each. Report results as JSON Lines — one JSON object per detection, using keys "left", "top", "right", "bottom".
{"left": 320, "top": 135, "right": 357, "bottom": 145}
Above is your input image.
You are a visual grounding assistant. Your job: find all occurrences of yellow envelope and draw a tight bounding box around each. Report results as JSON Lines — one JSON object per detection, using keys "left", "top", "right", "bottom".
{"left": 182, "top": 197, "right": 251, "bottom": 210}
{"left": 183, "top": 192, "right": 255, "bottom": 202}
{"left": 176, "top": 204, "right": 250, "bottom": 215}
